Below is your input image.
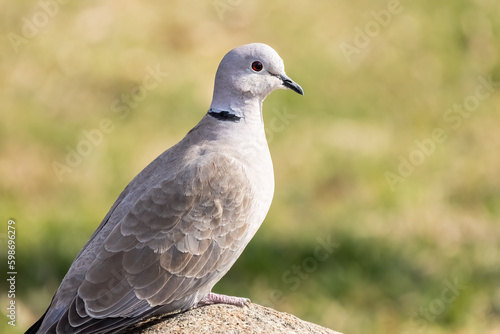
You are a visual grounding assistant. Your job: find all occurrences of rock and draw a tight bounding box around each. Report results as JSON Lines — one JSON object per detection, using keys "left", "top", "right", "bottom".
{"left": 123, "top": 303, "right": 341, "bottom": 334}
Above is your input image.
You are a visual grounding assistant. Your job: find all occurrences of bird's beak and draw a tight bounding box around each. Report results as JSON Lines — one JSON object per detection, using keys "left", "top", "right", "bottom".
{"left": 279, "top": 74, "right": 304, "bottom": 96}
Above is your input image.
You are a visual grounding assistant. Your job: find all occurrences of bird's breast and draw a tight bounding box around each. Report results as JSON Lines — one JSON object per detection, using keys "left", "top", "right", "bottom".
{"left": 234, "top": 139, "right": 274, "bottom": 231}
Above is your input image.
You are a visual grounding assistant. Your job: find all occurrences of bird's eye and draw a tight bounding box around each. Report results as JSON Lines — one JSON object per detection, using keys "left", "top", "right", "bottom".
{"left": 251, "top": 61, "right": 263, "bottom": 72}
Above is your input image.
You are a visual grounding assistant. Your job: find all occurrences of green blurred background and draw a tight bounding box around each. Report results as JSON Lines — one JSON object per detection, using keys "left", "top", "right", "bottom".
{"left": 1, "top": 1, "right": 500, "bottom": 333}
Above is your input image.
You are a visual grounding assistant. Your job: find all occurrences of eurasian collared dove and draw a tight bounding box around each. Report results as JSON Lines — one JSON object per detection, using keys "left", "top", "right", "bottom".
{"left": 27, "top": 43, "right": 304, "bottom": 334}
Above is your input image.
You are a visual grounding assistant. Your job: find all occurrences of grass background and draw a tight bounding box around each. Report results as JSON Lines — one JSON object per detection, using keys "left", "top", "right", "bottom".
{"left": 1, "top": 0, "right": 500, "bottom": 333}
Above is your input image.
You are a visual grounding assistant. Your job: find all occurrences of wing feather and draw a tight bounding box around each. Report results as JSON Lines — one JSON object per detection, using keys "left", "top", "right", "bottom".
{"left": 62, "top": 153, "right": 253, "bottom": 333}
{"left": 122, "top": 247, "right": 160, "bottom": 276}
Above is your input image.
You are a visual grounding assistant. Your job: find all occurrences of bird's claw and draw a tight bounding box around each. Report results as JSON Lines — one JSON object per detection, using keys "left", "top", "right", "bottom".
{"left": 197, "top": 292, "right": 251, "bottom": 308}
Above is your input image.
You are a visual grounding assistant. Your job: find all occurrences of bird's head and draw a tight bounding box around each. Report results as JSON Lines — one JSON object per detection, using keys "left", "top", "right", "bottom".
{"left": 210, "top": 43, "right": 303, "bottom": 117}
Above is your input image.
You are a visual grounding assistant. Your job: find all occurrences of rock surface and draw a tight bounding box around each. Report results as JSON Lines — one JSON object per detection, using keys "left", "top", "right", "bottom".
{"left": 123, "top": 303, "right": 341, "bottom": 334}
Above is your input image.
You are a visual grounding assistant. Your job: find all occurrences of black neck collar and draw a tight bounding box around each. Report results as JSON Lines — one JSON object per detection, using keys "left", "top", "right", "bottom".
{"left": 207, "top": 109, "right": 242, "bottom": 122}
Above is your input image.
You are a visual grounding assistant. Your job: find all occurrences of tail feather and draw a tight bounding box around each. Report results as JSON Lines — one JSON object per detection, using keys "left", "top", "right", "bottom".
{"left": 25, "top": 309, "right": 47, "bottom": 334}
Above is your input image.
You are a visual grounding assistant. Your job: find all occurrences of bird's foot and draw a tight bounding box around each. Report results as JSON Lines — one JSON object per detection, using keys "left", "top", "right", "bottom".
{"left": 197, "top": 292, "right": 251, "bottom": 308}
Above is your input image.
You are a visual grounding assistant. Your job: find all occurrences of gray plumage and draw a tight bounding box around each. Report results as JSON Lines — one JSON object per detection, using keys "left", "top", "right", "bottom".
{"left": 28, "top": 43, "right": 303, "bottom": 334}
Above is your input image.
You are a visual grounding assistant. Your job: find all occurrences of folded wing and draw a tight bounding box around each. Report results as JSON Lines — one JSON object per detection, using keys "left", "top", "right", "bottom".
{"left": 55, "top": 154, "right": 253, "bottom": 333}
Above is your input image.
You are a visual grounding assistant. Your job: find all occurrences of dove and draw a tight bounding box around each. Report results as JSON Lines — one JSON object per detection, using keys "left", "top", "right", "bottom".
{"left": 27, "top": 43, "right": 303, "bottom": 334}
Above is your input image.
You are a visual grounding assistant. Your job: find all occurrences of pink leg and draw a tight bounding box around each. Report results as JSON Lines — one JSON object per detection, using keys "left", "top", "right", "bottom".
{"left": 197, "top": 292, "right": 251, "bottom": 308}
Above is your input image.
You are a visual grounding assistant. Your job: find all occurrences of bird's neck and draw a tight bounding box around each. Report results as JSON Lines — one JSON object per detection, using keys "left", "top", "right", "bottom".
{"left": 202, "top": 95, "right": 268, "bottom": 153}
{"left": 209, "top": 91, "right": 265, "bottom": 126}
